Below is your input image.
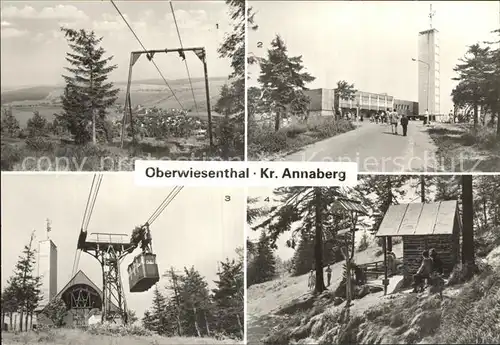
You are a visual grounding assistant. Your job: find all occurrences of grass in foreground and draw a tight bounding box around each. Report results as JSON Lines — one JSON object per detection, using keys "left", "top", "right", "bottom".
{"left": 2, "top": 328, "right": 241, "bottom": 345}
{"left": 248, "top": 117, "right": 356, "bottom": 160}
{"left": 1, "top": 136, "right": 236, "bottom": 171}
{"left": 428, "top": 123, "right": 500, "bottom": 172}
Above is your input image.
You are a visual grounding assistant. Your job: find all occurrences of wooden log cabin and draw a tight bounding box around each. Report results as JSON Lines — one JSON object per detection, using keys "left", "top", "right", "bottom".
{"left": 376, "top": 200, "right": 462, "bottom": 278}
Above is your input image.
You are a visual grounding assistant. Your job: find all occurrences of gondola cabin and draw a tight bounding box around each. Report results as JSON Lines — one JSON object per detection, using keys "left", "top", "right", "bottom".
{"left": 127, "top": 253, "right": 159, "bottom": 292}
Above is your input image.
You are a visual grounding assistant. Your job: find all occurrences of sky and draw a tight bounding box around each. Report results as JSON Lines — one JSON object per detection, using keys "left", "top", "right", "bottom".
{"left": 247, "top": 1, "right": 500, "bottom": 114}
{"left": 1, "top": 173, "right": 244, "bottom": 318}
{"left": 1, "top": 1, "right": 234, "bottom": 88}
{"left": 247, "top": 180, "right": 428, "bottom": 261}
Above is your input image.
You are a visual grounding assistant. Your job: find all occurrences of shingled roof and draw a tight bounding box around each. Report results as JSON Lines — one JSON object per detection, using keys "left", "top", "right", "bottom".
{"left": 376, "top": 200, "right": 461, "bottom": 237}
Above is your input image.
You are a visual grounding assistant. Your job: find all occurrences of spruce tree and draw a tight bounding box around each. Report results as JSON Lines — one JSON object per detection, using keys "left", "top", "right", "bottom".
{"left": 26, "top": 111, "right": 48, "bottom": 138}
{"left": 212, "top": 256, "right": 244, "bottom": 338}
{"left": 7, "top": 231, "right": 42, "bottom": 331}
{"left": 257, "top": 35, "right": 315, "bottom": 131}
{"left": 178, "top": 267, "right": 212, "bottom": 337}
{"left": 58, "top": 27, "right": 119, "bottom": 144}
{"left": 1, "top": 107, "right": 20, "bottom": 137}
{"left": 247, "top": 231, "right": 276, "bottom": 286}
{"left": 150, "top": 286, "right": 169, "bottom": 335}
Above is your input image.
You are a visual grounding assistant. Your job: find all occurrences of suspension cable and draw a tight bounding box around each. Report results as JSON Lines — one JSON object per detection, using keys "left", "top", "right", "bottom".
{"left": 109, "top": 0, "right": 185, "bottom": 111}
{"left": 170, "top": 0, "right": 200, "bottom": 116}
{"left": 73, "top": 173, "right": 103, "bottom": 276}
{"left": 146, "top": 186, "right": 184, "bottom": 226}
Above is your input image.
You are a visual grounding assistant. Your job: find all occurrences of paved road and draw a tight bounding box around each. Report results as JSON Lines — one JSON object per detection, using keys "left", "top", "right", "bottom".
{"left": 281, "top": 121, "right": 438, "bottom": 172}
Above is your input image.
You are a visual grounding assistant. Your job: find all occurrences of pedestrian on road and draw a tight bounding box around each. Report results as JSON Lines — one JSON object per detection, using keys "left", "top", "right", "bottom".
{"left": 401, "top": 113, "right": 409, "bottom": 136}
{"left": 391, "top": 108, "right": 399, "bottom": 135}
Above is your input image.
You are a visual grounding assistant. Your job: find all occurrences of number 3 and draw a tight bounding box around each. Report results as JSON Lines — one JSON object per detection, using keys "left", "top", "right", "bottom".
{"left": 225, "top": 195, "right": 231, "bottom": 201}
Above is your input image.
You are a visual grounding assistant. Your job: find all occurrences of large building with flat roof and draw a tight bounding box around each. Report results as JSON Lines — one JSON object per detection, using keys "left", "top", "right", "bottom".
{"left": 303, "top": 88, "right": 415, "bottom": 118}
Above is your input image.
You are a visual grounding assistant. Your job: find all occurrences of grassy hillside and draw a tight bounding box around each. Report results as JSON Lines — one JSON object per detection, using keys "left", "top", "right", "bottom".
{"left": 248, "top": 240, "right": 500, "bottom": 345}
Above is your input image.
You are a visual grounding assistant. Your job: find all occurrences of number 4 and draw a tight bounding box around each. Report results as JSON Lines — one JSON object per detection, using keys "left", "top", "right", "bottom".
{"left": 264, "top": 197, "right": 270, "bottom": 202}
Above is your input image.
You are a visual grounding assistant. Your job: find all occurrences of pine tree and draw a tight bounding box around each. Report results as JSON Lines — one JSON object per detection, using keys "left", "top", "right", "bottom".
{"left": 434, "top": 176, "right": 461, "bottom": 201}
{"left": 149, "top": 286, "right": 169, "bottom": 335}
{"left": 252, "top": 187, "right": 356, "bottom": 293}
{"left": 212, "top": 255, "right": 244, "bottom": 339}
{"left": 355, "top": 175, "right": 412, "bottom": 236}
{"left": 7, "top": 231, "right": 42, "bottom": 331}
{"left": 178, "top": 267, "right": 212, "bottom": 337}
{"left": 258, "top": 35, "right": 315, "bottom": 131}
{"left": 26, "top": 111, "right": 48, "bottom": 138}
{"left": 214, "top": 0, "right": 248, "bottom": 159}
{"left": 57, "top": 27, "right": 119, "bottom": 144}
{"left": 1, "top": 107, "right": 20, "bottom": 137}
{"left": 247, "top": 231, "right": 276, "bottom": 286}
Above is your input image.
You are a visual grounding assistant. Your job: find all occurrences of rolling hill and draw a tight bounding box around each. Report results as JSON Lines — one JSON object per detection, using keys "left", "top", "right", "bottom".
{"left": 1, "top": 77, "right": 229, "bottom": 126}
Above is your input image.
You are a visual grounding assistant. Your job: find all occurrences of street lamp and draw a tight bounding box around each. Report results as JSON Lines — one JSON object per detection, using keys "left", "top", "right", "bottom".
{"left": 412, "top": 57, "right": 430, "bottom": 122}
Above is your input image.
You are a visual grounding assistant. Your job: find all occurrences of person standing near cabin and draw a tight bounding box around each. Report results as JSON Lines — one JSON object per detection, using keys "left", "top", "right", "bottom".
{"left": 430, "top": 249, "right": 443, "bottom": 275}
{"left": 326, "top": 264, "right": 332, "bottom": 287}
{"left": 412, "top": 250, "right": 433, "bottom": 292}
{"left": 424, "top": 109, "right": 430, "bottom": 125}
{"left": 400, "top": 113, "right": 409, "bottom": 137}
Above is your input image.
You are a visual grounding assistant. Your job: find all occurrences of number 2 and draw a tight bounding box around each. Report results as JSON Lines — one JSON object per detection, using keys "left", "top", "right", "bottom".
{"left": 257, "top": 41, "right": 263, "bottom": 48}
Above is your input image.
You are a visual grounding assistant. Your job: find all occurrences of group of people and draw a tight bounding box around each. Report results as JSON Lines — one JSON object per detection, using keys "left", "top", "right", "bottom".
{"left": 308, "top": 264, "right": 333, "bottom": 290}
{"left": 412, "top": 248, "right": 443, "bottom": 293}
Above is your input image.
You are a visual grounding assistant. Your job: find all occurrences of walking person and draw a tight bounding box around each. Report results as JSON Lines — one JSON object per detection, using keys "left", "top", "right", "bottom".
{"left": 326, "top": 264, "right": 332, "bottom": 287}
{"left": 391, "top": 109, "right": 399, "bottom": 135}
{"left": 401, "top": 113, "right": 409, "bottom": 136}
{"left": 424, "top": 109, "right": 429, "bottom": 125}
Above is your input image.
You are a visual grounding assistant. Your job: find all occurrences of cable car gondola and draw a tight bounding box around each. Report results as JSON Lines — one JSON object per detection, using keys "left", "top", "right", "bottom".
{"left": 127, "top": 225, "right": 159, "bottom": 292}
{"left": 127, "top": 252, "right": 159, "bottom": 292}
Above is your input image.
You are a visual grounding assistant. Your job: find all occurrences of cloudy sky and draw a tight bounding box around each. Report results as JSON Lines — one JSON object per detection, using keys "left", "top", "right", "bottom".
{"left": 1, "top": 1, "right": 233, "bottom": 88}
{"left": 248, "top": 1, "right": 499, "bottom": 114}
{"left": 1, "top": 174, "right": 244, "bottom": 317}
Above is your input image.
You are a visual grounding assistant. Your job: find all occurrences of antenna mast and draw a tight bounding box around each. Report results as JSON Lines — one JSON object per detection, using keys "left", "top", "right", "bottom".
{"left": 429, "top": 4, "right": 436, "bottom": 29}
{"left": 46, "top": 218, "right": 52, "bottom": 240}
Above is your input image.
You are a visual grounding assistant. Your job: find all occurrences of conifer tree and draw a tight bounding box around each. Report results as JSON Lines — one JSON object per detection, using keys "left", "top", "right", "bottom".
{"left": 1, "top": 107, "right": 20, "bottom": 137}
{"left": 57, "top": 27, "right": 119, "bottom": 144}
{"left": 253, "top": 187, "right": 354, "bottom": 293}
{"left": 26, "top": 111, "right": 48, "bottom": 138}
{"left": 212, "top": 256, "right": 244, "bottom": 338}
{"left": 247, "top": 231, "right": 276, "bottom": 286}
{"left": 178, "top": 267, "right": 212, "bottom": 337}
{"left": 7, "top": 231, "right": 42, "bottom": 331}
{"left": 149, "top": 286, "right": 169, "bottom": 335}
{"left": 257, "top": 35, "right": 315, "bottom": 131}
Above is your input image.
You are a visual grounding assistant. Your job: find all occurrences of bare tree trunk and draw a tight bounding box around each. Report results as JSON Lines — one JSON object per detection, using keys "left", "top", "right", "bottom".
{"left": 19, "top": 310, "right": 23, "bottom": 332}
{"left": 421, "top": 176, "right": 426, "bottom": 203}
{"left": 193, "top": 307, "right": 201, "bottom": 337}
{"left": 314, "top": 188, "right": 326, "bottom": 293}
{"left": 204, "top": 310, "right": 210, "bottom": 336}
{"left": 9, "top": 312, "right": 13, "bottom": 330}
{"left": 24, "top": 305, "right": 28, "bottom": 331}
{"left": 462, "top": 175, "right": 475, "bottom": 266}
{"left": 274, "top": 105, "right": 284, "bottom": 132}
{"left": 236, "top": 313, "right": 243, "bottom": 339}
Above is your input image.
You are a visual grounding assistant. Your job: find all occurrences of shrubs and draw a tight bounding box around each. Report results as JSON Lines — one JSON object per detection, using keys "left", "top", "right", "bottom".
{"left": 87, "top": 322, "right": 153, "bottom": 337}
{"left": 249, "top": 117, "right": 355, "bottom": 157}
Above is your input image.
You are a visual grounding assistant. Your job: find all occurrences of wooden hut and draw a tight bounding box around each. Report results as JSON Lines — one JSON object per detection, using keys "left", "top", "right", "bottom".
{"left": 376, "top": 200, "right": 462, "bottom": 279}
